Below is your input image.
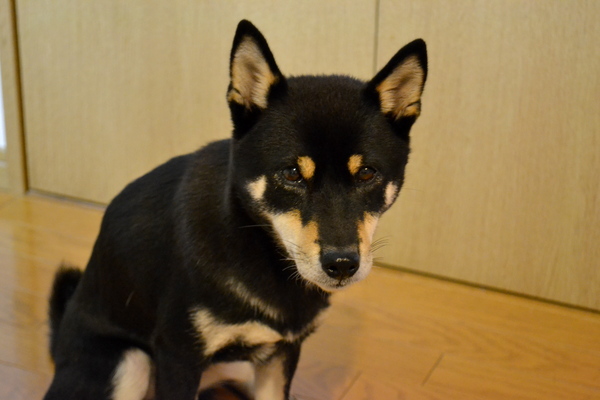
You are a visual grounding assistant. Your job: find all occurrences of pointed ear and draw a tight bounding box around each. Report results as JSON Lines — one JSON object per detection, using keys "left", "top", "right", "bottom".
{"left": 366, "top": 39, "right": 428, "bottom": 121}
{"left": 227, "top": 20, "right": 285, "bottom": 112}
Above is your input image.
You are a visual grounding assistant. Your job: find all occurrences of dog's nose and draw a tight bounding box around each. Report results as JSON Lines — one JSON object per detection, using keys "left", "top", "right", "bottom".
{"left": 321, "top": 251, "right": 359, "bottom": 280}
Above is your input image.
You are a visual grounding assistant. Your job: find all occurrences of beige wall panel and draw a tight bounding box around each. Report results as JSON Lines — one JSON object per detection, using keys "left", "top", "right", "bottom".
{"left": 18, "top": 0, "right": 376, "bottom": 203}
{"left": 375, "top": 1, "right": 600, "bottom": 309}
{"left": 0, "top": 0, "right": 27, "bottom": 193}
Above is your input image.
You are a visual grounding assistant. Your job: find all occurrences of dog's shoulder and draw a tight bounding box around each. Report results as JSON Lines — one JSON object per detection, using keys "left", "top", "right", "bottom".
{"left": 111, "top": 139, "right": 231, "bottom": 210}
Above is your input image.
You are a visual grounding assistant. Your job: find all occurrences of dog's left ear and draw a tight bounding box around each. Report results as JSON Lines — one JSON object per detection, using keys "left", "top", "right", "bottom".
{"left": 365, "top": 39, "right": 427, "bottom": 133}
{"left": 227, "top": 20, "right": 285, "bottom": 136}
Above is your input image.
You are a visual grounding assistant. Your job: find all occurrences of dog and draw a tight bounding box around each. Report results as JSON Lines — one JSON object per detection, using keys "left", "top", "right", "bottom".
{"left": 43, "top": 20, "right": 427, "bottom": 400}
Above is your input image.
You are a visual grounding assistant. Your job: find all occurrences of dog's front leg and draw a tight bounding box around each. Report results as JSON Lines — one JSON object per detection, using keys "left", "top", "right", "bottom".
{"left": 154, "top": 337, "right": 206, "bottom": 400}
{"left": 255, "top": 342, "right": 301, "bottom": 400}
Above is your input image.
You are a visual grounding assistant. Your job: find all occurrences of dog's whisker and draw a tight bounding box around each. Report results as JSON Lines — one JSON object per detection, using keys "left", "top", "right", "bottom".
{"left": 238, "top": 224, "right": 272, "bottom": 229}
{"left": 281, "top": 239, "right": 302, "bottom": 251}
{"left": 400, "top": 186, "right": 423, "bottom": 193}
{"left": 370, "top": 237, "right": 390, "bottom": 254}
{"left": 371, "top": 243, "right": 388, "bottom": 253}
{"left": 282, "top": 264, "right": 297, "bottom": 272}
{"left": 372, "top": 236, "right": 390, "bottom": 246}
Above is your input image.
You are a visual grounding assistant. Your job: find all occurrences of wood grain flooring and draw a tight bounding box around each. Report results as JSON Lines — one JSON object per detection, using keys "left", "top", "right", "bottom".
{"left": 0, "top": 193, "right": 599, "bottom": 399}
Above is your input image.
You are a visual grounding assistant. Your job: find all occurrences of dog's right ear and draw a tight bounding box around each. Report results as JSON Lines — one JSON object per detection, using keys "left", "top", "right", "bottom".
{"left": 227, "top": 20, "right": 286, "bottom": 137}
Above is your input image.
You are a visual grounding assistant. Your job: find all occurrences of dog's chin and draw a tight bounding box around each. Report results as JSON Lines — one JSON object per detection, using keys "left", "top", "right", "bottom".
{"left": 296, "top": 263, "right": 373, "bottom": 293}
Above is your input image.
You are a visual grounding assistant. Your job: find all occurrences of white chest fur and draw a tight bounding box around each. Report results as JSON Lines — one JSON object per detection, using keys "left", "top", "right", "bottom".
{"left": 191, "top": 308, "right": 286, "bottom": 358}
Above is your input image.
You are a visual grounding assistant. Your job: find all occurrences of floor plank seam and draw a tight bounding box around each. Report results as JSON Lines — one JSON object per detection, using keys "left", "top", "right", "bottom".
{"left": 337, "top": 370, "right": 363, "bottom": 400}
{"left": 421, "top": 353, "right": 444, "bottom": 386}
{"left": 0, "top": 358, "right": 52, "bottom": 377}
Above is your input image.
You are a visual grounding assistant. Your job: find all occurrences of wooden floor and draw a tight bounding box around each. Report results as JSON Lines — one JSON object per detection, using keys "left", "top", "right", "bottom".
{"left": 0, "top": 193, "right": 599, "bottom": 400}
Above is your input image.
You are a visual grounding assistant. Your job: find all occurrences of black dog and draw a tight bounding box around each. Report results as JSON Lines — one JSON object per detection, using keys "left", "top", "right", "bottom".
{"left": 44, "top": 20, "right": 427, "bottom": 400}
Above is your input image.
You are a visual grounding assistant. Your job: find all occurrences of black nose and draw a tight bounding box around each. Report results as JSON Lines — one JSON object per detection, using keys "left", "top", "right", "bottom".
{"left": 321, "top": 251, "right": 360, "bottom": 279}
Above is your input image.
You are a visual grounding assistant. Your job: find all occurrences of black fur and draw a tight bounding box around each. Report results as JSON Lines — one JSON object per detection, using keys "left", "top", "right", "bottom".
{"left": 44, "top": 20, "right": 427, "bottom": 400}
{"left": 48, "top": 265, "right": 83, "bottom": 358}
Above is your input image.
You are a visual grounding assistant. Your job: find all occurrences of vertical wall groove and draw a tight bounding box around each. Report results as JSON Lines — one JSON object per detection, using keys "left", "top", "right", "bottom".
{"left": 372, "top": 0, "right": 381, "bottom": 74}
{"left": 0, "top": 0, "right": 28, "bottom": 193}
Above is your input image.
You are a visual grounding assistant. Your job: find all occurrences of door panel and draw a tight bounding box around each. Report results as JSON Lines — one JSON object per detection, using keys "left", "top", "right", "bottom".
{"left": 18, "top": 0, "right": 376, "bottom": 203}
{"left": 16, "top": 0, "right": 600, "bottom": 309}
{"left": 375, "top": 0, "right": 600, "bottom": 310}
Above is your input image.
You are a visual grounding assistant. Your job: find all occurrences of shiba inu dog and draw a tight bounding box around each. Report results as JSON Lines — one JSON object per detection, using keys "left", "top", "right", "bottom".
{"left": 43, "top": 20, "right": 427, "bottom": 400}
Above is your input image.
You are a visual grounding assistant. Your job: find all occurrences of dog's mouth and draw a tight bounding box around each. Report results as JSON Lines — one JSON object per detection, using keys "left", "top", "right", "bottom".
{"left": 333, "top": 279, "right": 351, "bottom": 289}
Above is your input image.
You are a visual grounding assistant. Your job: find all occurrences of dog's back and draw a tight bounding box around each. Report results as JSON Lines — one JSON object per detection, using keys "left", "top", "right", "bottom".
{"left": 47, "top": 140, "right": 230, "bottom": 344}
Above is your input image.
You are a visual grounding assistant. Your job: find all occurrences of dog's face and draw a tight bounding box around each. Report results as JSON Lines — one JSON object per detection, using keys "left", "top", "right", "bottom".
{"left": 228, "top": 21, "right": 427, "bottom": 292}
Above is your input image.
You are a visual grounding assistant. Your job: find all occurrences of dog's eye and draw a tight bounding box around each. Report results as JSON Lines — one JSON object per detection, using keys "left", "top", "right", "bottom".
{"left": 356, "top": 166, "right": 377, "bottom": 183}
{"left": 282, "top": 167, "right": 303, "bottom": 183}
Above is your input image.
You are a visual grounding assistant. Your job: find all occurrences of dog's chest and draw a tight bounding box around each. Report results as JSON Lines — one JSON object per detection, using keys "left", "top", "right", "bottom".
{"left": 191, "top": 308, "right": 315, "bottom": 362}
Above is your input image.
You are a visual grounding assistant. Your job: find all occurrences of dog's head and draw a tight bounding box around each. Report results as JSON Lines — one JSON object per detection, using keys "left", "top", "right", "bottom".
{"left": 228, "top": 21, "right": 427, "bottom": 292}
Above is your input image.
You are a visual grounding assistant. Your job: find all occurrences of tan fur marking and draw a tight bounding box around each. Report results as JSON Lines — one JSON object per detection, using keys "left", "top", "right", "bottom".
{"left": 384, "top": 182, "right": 399, "bottom": 208}
{"left": 228, "top": 37, "right": 278, "bottom": 109}
{"left": 267, "top": 210, "right": 323, "bottom": 288}
{"left": 192, "top": 309, "right": 283, "bottom": 356}
{"left": 297, "top": 156, "right": 316, "bottom": 180}
{"left": 304, "top": 220, "right": 319, "bottom": 248}
{"left": 347, "top": 154, "right": 364, "bottom": 176}
{"left": 224, "top": 277, "right": 282, "bottom": 321}
{"left": 270, "top": 210, "right": 319, "bottom": 258}
{"left": 357, "top": 213, "right": 379, "bottom": 272}
{"left": 247, "top": 175, "right": 267, "bottom": 201}
{"left": 376, "top": 55, "right": 425, "bottom": 119}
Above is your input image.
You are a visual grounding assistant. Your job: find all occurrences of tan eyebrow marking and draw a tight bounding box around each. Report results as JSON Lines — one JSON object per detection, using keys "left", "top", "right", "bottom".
{"left": 347, "top": 154, "right": 364, "bottom": 175}
{"left": 297, "top": 156, "right": 316, "bottom": 180}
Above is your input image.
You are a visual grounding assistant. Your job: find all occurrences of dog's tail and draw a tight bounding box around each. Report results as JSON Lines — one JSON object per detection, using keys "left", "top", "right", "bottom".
{"left": 48, "top": 265, "right": 83, "bottom": 358}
